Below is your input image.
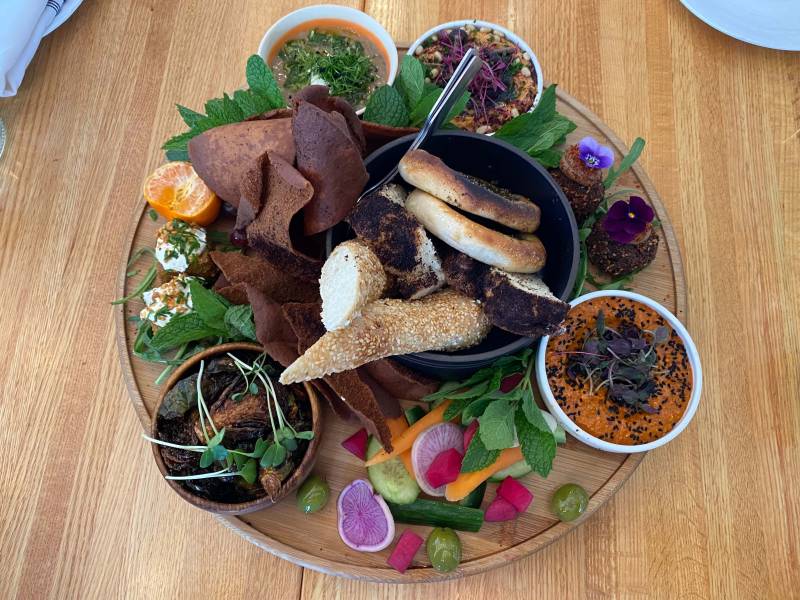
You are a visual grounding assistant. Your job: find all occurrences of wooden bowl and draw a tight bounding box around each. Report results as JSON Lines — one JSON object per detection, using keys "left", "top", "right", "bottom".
{"left": 150, "top": 342, "right": 323, "bottom": 515}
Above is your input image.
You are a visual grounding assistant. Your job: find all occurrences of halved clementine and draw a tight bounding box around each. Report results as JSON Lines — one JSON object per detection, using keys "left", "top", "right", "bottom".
{"left": 143, "top": 162, "right": 220, "bottom": 226}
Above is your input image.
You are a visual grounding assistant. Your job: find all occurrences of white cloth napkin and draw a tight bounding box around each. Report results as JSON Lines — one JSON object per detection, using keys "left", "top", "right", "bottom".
{"left": 0, "top": 0, "right": 66, "bottom": 97}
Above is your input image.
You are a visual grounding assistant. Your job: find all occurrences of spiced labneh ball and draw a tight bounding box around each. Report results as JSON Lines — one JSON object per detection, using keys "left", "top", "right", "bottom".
{"left": 586, "top": 215, "right": 660, "bottom": 277}
{"left": 549, "top": 140, "right": 611, "bottom": 224}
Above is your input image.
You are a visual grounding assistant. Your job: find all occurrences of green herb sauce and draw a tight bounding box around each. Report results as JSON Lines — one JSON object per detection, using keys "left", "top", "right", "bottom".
{"left": 272, "top": 28, "right": 384, "bottom": 108}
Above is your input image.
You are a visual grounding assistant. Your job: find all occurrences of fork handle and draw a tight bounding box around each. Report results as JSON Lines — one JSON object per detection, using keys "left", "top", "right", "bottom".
{"left": 408, "top": 48, "right": 484, "bottom": 153}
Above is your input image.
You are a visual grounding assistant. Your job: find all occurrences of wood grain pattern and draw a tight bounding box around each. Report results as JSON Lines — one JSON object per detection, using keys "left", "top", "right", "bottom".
{"left": 116, "top": 85, "right": 679, "bottom": 582}
{"left": 0, "top": 0, "right": 798, "bottom": 598}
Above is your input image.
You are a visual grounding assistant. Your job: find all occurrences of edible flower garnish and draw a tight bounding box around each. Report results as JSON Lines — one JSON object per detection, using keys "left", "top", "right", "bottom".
{"left": 603, "top": 196, "right": 655, "bottom": 244}
{"left": 578, "top": 136, "right": 614, "bottom": 169}
{"left": 564, "top": 309, "right": 669, "bottom": 414}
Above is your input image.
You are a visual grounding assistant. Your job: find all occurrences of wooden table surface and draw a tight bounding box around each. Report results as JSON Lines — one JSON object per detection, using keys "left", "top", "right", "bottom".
{"left": 1, "top": 1, "right": 798, "bottom": 598}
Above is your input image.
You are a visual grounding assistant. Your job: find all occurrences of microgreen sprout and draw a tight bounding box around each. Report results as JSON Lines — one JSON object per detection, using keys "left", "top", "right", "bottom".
{"left": 144, "top": 353, "right": 314, "bottom": 488}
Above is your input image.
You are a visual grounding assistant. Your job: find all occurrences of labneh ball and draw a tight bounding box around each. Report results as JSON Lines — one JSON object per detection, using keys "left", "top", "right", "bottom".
{"left": 586, "top": 216, "right": 659, "bottom": 277}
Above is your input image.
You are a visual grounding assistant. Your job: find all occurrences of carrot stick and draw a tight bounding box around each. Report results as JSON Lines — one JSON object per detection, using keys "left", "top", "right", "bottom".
{"left": 365, "top": 400, "right": 451, "bottom": 466}
{"left": 445, "top": 447, "right": 525, "bottom": 502}
{"left": 386, "top": 415, "right": 415, "bottom": 477}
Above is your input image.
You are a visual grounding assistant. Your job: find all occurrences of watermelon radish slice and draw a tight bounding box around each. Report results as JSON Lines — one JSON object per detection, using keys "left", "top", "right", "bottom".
{"left": 337, "top": 479, "right": 395, "bottom": 552}
{"left": 485, "top": 496, "right": 518, "bottom": 522}
{"left": 341, "top": 428, "right": 368, "bottom": 460}
{"left": 411, "top": 423, "right": 464, "bottom": 496}
{"left": 497, "top": 476, "right": 534, "bottom": 512}
{"left": 425, "top": 448, "right": 463, "bottom": 488}
{"left": 387, "top": 529, "right": 424, "bottom": 573}
{"left": 463, "top": 420, "right": 479, "bottom": 450}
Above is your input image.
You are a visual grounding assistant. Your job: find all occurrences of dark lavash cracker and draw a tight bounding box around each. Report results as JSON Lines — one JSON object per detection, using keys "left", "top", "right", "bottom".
{"left": 244, "top": 151, "right": 322, "bottom": 282}
{"left": 187, "top": 118, "right": 295, "bottom": 207}
{"left": 292, "top": 100, "right": 369, "bottom": 236}
{"left": 210, "top": 250, "right": 318, "bottom": 304}
{"left": 361, "top": 120, "right": 419, "bottom": 155}
{"left": 245, "top": 285, "right": 300, "bottom": 368}
{"left": 281, "top": 302, "right": 399, "bottom": 452}
{"left": 360, "top": 359, "right": 439, "bottom": 400}
{"left": 292, "top": 86, "right": 366, "bottom": 153}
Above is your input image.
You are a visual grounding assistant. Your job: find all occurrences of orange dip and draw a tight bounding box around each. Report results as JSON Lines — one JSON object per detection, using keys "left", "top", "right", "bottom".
{"left": 545, "top": 297, "right": 692, "bottom": 445}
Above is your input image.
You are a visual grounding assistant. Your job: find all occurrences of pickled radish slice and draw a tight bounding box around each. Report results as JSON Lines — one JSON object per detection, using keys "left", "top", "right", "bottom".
{"left": 337, "top": 479, "right": 395, "bottom": 552}
{"left": 411, "top": 423, "right": 464, "bottom": 496}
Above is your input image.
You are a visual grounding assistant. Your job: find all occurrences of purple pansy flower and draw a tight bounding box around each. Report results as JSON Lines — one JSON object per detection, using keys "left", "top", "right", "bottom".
{"left": 603, "top": 196, "right": 655, "bottom": 244}
{"left": 578, "top": 136, "right": 614, "bottom": 169}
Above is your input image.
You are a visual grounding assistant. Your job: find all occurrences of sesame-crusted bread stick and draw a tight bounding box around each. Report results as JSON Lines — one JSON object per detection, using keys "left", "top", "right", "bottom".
{"left": 279, "top": 289, "right": 490, "bottom": 384}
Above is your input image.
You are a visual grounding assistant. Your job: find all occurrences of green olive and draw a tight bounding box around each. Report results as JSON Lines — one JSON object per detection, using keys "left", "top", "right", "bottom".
{"left": 551, "top": 483, "right": 589, "bottom": 522}
{"left": 426, "top": 527, "right": 462, "bottom": 573}
{"left": 296, "top": 474, "right": 329, "bottom": 514}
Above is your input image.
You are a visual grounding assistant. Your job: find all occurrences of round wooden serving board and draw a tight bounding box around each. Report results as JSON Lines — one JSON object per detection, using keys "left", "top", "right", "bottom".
{"left": 115, "top": 87, "right": 687, "bottom": 583}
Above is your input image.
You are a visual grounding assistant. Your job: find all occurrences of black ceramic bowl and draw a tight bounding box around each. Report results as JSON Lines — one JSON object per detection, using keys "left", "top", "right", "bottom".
{"left": 331, "top": 131, "right": 578, "bottom": 378}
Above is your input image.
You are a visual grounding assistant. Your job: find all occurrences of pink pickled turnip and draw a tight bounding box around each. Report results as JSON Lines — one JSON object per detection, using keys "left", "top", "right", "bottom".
{"left": 463, "top": 419, "right": 479, "bottom": 449}
{"left": 496, "top": 476, "right": 534, "bottom": 512}
{"left": 341, "top": 428, "right": 368, "bottom": 460}
{"left": 500, "top": 372, "right": 524, "bottom": 393}
{"left": 337, "top": 479, "right": 395, "bottom": 552}
{"left": 387, "top": 529, "right": 424, "bottom": 573}
{"left": 411, "top": 423, "right": 464, "bottom": 496}
{"left": 425, "top": 448, "right": 463, "bottom": 488}
{"left": 484, "top": 496, "right": 518, "bottom": 522}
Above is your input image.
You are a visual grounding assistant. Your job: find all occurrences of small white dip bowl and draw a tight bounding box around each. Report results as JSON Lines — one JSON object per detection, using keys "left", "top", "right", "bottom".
{"left": 536, "top": 290, "right": 702, "bottom": 454}
{"left": 258, "top": 5, "right": 398, "bottom": 115}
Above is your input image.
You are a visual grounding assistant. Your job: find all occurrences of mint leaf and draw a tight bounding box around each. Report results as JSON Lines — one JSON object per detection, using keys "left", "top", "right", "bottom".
{"left": 363, "top": 85, "right": 410, "bottom": 127}
{"left": 177, "top": 104, "right": 204, "bottom": 128}
{"left": 188, "top": 280, "right": 230, "bottom": 330}
{"left": 461, "top": 397, "right": 493, "bottom": 424}
{"left": 494, "top": 84, "right": 558, "bottom": 147}
{"left": 515, "top": 407, "right": 556, "bottom": 477}
{"left": 224, "top": 304, "right": 257, "bottom": 341}
{"left": 162, "top": 130, "right": 196, "bottom": 152}
{"left": 409, "top": 88, "right": 470, "bottom": 127}
{"left": 604, "top": 137, "right": 645, "bottom": 189}
{"left": 525, "top": 114, "right": 577, "bottom": 155}
{"left": 521, "top": 389, "right": 552, "bottom": 433}
{"left": 444, "top": 397, "right": 472, "bottom": 420}
{"left": 461, "top": 431, "right": 501, "bottom": 473}
{"left": 245, "top": 55, "right": 284, "bottom": 109}
{"left": 394, "top": 55, "right": 425, "bottom": 108}
{"left": 530, "top": 148, "right": 562, "bottom": 168}
{"left": 478, "top": 399, "right": 516, "bottom": 450}
{"left": 150, "top": 312, "right": 220, "bottom": 351}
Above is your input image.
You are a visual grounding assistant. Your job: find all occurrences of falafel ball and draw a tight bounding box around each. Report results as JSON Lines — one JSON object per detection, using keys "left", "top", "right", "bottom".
{"left": 549, "top": 168, "right": 605, "bottom": 224}
{"left": 586, "top": 216, "right": 659, "bottom": 277}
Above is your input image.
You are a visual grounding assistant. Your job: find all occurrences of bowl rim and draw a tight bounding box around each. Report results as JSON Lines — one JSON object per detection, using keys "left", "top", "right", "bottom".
{"left": 406, "top": 19, "right": 545, "bottom": 119}
{"left": 330, "top": 129, "right": 579, "bottom": 365}
{"left": 535, "top": 290, "right": 703, "bottom": 453}
{"left": 150, "top": 342, "right": 323, "bottom": 514}
{"left": 256, "top": 4, "right": 399, "bottom": 115}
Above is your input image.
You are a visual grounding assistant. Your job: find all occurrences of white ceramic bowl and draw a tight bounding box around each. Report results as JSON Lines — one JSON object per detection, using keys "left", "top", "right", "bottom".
{"left": 257, "top": 5, "right": 398, "bottom": 115}
{"left": 407, "top": 20, "right": 544, "bottom": 117}
{"left": 536, "top": 290, "right": 702, "bottom": 453}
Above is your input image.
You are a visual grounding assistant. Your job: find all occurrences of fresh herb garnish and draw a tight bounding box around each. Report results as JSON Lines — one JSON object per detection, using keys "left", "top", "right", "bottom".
{"left": 363, "top": 55, "right": 470, "bottom": 128}
{"left": 563, "top": 309, "right": 670, "bottom": 413}
{"left": 604, "top": 137, "right": 645, "bottom": 189}
{"left": 423, "top": 350, "right": 561, "bottom": 477}
{"left": 161, "top": 55, "right": 285, "bottom": 161}
{"left": 144, "top": 355, "right": 313, "bottom": 485}
{"left": 148, "top": 208, "right": 159, "bottom": 221}
{"left": 494, "top": 84, "right": 577, "bottom": 167}
{"left": 278, "top": 29, "right": 377, "bottom": 106}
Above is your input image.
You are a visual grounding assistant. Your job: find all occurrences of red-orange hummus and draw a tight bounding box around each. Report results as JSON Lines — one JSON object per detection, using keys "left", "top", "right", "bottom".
{"left": 545, "top": 296, "right": 692, "bottom": 445}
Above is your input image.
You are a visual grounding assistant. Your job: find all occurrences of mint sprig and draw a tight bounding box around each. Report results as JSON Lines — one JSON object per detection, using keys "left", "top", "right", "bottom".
{"left": 494, "top": 84, "right": 577, "bottom": 168}
{"left": 363, "top": 55, "right": 470, "bottom": 128}
{"left": 162, "top": 55, "right": 286, "bottom": 161}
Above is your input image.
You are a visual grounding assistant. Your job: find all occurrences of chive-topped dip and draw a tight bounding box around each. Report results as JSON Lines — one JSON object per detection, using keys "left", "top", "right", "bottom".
{"left": 270, "top": 24, "right": 387, "bottom": 109}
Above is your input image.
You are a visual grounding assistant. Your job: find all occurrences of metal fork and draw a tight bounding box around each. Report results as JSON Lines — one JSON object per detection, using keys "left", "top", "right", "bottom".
{"left": 357, "top": 48, "right": 484, "bottom": 200}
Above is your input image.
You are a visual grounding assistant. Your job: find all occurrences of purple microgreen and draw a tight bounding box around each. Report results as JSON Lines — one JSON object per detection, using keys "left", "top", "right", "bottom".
{"left": 564, "top": 309, "right": 671, "bottom": 414}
